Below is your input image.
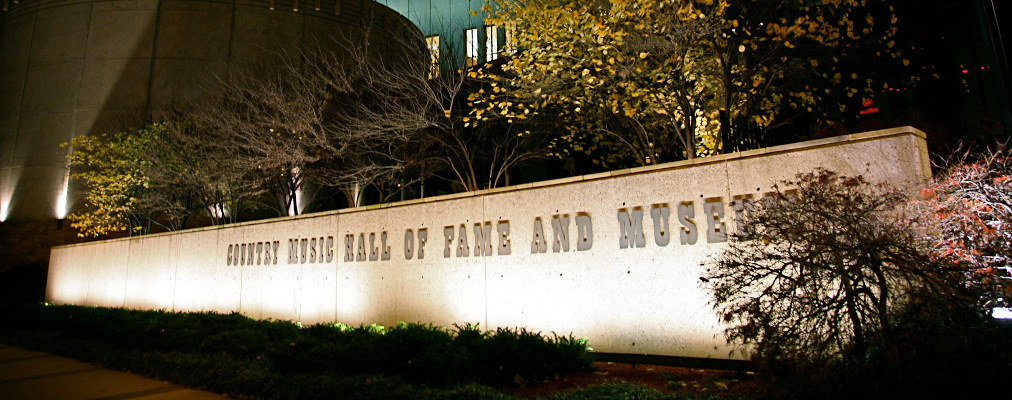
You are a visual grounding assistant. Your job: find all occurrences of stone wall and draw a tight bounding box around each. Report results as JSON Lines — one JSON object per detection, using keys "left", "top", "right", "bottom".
{"left": 46, "top": 127, "right": 931, "bottom": 359}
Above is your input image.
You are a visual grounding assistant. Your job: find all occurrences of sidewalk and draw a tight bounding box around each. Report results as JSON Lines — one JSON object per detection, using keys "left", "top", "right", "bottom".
{"left": 0, "top": 344, "right": 226, "bottom": 400}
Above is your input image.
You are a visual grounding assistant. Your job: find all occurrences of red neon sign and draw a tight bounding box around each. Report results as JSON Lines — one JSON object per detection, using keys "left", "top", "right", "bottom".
{"left": 859, "top": 98, "right": 879, "bottom": 115}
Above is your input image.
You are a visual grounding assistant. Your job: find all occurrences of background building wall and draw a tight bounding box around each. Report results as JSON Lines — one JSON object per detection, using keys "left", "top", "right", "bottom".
{"left": 0, "top": 0, "right": 411, "bottom": 221}
{"left": 46, "top": 127, "right": 931, "bottom": 359}
{"left": 378, "top": 0, "right": 494, "bottom": 68}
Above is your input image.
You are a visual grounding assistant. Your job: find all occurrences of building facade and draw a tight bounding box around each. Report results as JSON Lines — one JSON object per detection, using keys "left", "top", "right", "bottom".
{"left": 5, "top": 0, "right": 1006, "bottom": 222}
{"left": 0, "top": 0, "right": 413, "bottom": 222}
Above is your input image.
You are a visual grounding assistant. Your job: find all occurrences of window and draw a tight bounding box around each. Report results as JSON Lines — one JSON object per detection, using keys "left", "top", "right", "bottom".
{"left": 504, "top": 22, "right": 517, "bottom": 54}
{"left": 485, "top": 25, "right": 499, "bottom": 61}
{"left": 465, "top": 27, "right": 479, "bottom": 67}
{"left": 425, "top": 35, "right": 440, "bottom": 78}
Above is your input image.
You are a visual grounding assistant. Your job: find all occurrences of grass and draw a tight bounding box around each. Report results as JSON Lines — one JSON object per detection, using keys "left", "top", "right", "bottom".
{"left": 0, "top": 303, "right": 722, "bottom": 400}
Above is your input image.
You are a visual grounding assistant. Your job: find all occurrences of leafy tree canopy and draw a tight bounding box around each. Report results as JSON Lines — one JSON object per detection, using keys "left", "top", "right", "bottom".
{"left": 66, "top": 124, "right": 183, "bottom": 236}
{"left": 475, "top": 0, "right": 906, "bottom": 168}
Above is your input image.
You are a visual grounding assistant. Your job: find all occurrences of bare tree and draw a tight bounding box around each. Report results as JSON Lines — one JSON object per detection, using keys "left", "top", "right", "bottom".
{"left": 185, "top": 16, "right": 548, "bottom": 213}
{"left": 321, "top": 24, "right": 548, "bottom": 192}
{"left": 153, "top": 117, "right": 266, "bottom": 225}
{"left": 707, "top": 169, "right": 962, "bottom": 366}
{"left": 188, "top": 62, "right": 320, "bottom": 215}
{"left": 296, "top": 35, "right": 427, "bottom": 204}
{"left": 186, "top": 25, "right": 424, "bottom": 212}
{"left": 425, "top": 71, "right": 549, "bottom": 191}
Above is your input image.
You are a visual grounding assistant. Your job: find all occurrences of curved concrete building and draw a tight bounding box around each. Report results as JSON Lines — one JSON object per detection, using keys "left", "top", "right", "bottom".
{"left": 0, "top": 0, "right": 413, "bottom": 221}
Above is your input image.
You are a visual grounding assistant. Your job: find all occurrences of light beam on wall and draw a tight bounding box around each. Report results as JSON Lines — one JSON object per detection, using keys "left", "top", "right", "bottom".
{"left": 208, "top": 203, "right": 229, "bottom": 220}
{"left": 0, "top": 168, "right": 17, "bottom": 222}
{"left": 288, "top": 188, "right": 303, "bottom": 216}
{"left": 56, "top": 170, "right": 70, "bottom": 219}
{"left": 286, "top": 167, "right": 305, "bottom": 216}
{"left": 994, "top": 307, "right": 1012, "bottom": 320}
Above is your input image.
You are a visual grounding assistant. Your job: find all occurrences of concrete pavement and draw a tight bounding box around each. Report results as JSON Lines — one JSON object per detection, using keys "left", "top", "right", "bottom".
{"left": 0, "top": 344, "right": 227, "bottom": 399}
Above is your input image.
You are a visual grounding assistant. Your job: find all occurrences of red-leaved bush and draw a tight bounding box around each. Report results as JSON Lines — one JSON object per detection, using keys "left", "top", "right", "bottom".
{"left": 917, "top": 148, "right": 1012, "bottom": 310}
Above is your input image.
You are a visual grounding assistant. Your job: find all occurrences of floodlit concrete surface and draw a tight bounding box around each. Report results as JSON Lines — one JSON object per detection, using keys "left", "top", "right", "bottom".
{"left": 0, "top": 0, "right": 412, "bottom": 221}
{"left": 0, "top": 344, "right": 226, "bottom": 400}
{"left": 46, "top": 127, "right": 932, "bottom": 361}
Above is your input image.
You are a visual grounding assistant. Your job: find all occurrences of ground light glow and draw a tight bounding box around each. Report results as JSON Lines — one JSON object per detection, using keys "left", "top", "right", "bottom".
{"left": 55, "top": 170, "right": 70, "bottom": 219}
{"left": 287, "top": 167, "right": 305, "bottom": 216}
{"left": 288, "top": 188, "right": 302, "bottom": 216}
{"left": 0, "top": 168, "right": 17, "bottom": 222}
{"left": 208, "top": 203, "right": 229, "bottom": 219}
{"left": 993, "top": 307, "right": 1012, "bottom": 319}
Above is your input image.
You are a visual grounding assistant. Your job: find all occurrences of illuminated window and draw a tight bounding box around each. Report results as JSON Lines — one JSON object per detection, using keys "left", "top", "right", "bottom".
{"left": 465, "top": 27, "right": 479, "bottom": 67}
{"left": 425, "top": 35, "right": 440, "bottom": 78}
{"left": 485, "top": 25, "right": 499, "bottom": 61}
{"left": 504, "top": 22, "right": 517, "bottom": 54}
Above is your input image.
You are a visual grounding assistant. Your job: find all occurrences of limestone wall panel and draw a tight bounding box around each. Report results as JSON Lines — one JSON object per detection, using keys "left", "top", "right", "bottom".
{"left": 46, "top": 243, "right": 91, "bottom": 305}
{"left": 171, "top": 229, "right": 240, "bottom": 314}
{"left": 84, "top": 239, "right": 130, "bottom": 308}
{"left": 123, "top": 236, "right": 176, "bottom": 310}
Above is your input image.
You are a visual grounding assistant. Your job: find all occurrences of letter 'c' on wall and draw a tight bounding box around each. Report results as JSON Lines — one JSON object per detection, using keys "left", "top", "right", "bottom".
{"left": 326, "top": 236, "right": 334, "bottom": 263}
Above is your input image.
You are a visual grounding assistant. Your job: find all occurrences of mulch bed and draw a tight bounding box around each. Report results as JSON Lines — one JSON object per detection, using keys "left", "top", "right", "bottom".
{"left": 507, "top": 361, "right": 758, "bottom": 398}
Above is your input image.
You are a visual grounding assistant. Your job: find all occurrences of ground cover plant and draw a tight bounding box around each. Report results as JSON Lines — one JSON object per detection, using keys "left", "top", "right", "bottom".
{"left": 0, "top": 303, "right": 600, "bottom": 399}
{"left": 0, "top": 303, "right": 753, "bottom": 399}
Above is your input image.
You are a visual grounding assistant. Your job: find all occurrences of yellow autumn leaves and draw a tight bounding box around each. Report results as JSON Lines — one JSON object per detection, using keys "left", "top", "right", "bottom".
{"left": 470, "top": 0, "right": 907, "bottom": 166}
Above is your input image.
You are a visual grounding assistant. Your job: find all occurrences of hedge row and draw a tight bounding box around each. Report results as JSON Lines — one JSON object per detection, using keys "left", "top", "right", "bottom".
{"left": 0, "top": 304, "right": 594, "bottom": 395}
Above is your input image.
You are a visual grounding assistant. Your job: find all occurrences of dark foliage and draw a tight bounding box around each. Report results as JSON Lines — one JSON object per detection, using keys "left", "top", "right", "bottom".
{"left": 0, "top": 304, "right": 593, "bottom": 399}
{"left": 709, "top": 169, "right": 955, "bottom": 364}
{"left": 708, "top": 168, "right": 1012, "bottom": 399}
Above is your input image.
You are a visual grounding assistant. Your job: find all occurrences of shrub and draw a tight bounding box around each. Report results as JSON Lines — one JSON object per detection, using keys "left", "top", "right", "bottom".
{"left": 708, "top": 169, "right": 955, "bottom": 366}
{"left": 0, "top": 304, "right": 594, "bottom": 392}
{"left": 707, "top": 169, "right": 1010, "bottom": 399}
{"left": 916, "top": 147, "right": 1012, "bottom": 311}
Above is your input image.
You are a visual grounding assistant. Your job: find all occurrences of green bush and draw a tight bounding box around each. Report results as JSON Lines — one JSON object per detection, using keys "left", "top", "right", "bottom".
{"left": 267, "top": 321, "right": 595, "bottom": 387}
{"left": 0, "top": 303, "right": 595, "bottom": 395}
